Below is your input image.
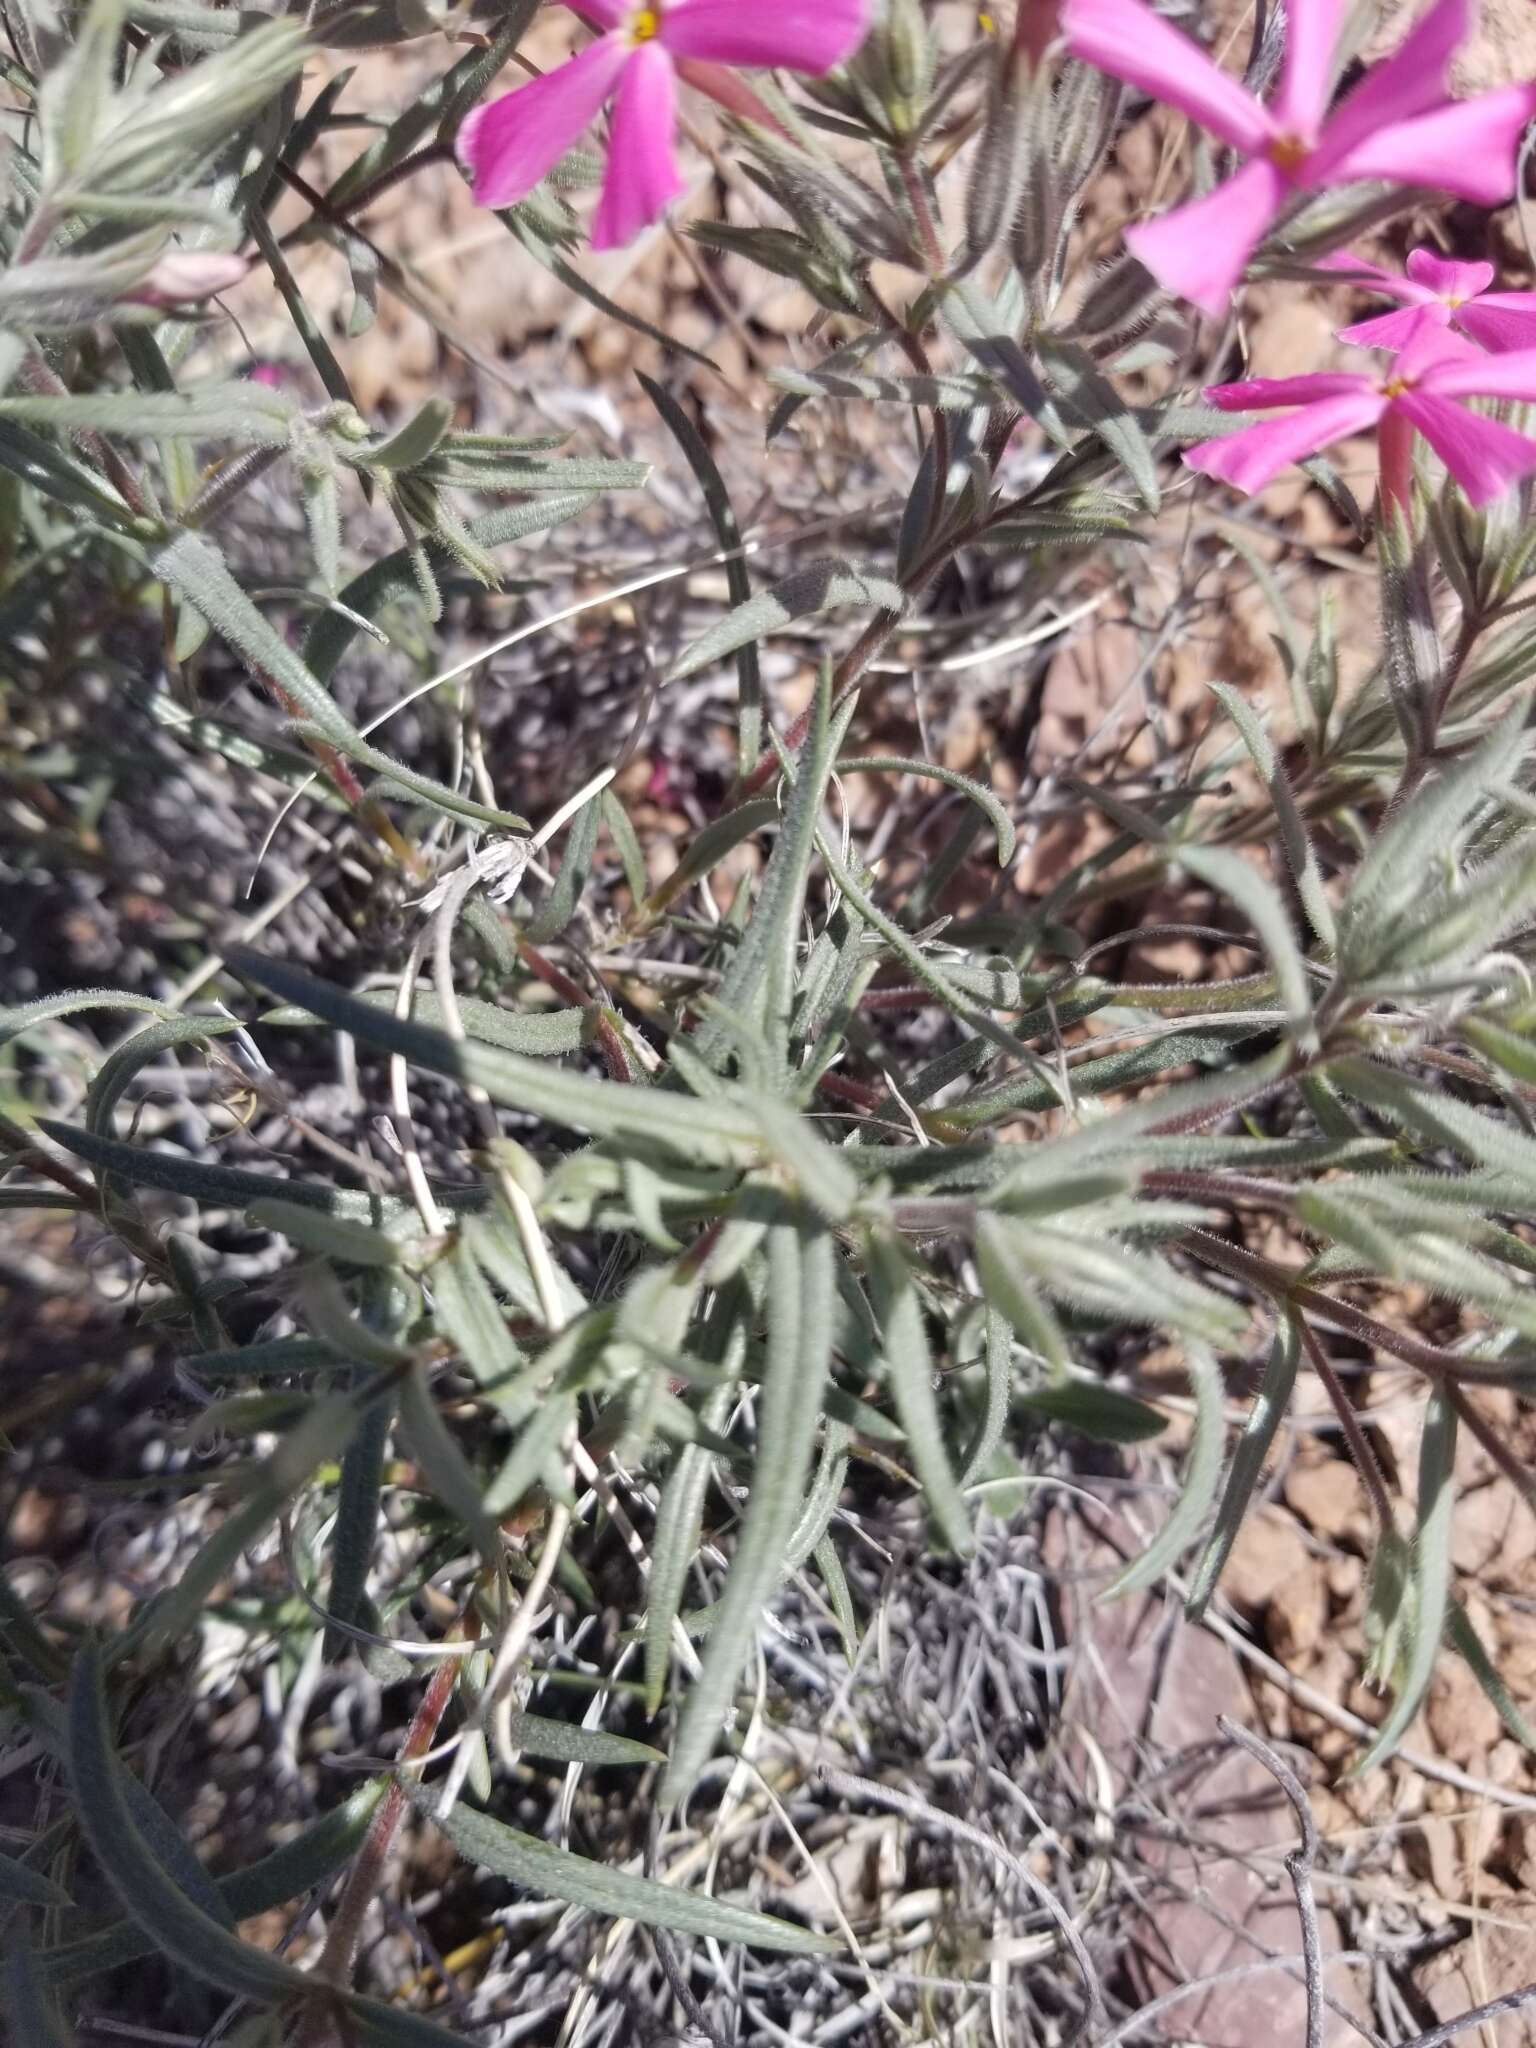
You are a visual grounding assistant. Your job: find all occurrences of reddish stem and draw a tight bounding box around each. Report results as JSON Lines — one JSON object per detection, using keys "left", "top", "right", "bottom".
{"left": 1376, "top": 406, "right": 1414, "bottom": 533}
{"left": 515, "top": 935, "right": 632, "bottom": 1081}
{"left": 1014, "top": 0, "right": 1061, "bottom": 65}
{"left": 296, "top": 1647, "right": 461, "bottom": 2042}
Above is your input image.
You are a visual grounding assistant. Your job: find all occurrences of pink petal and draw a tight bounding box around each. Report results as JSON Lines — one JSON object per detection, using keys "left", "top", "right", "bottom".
{"left": 1124, "top": 159, "right": 1286, "bottom": 316}
{"left": 1205, "top": 370, "right": 1372, "bottom": 410}
{"left": 590, "top": 39, "right": 685, "bottom": 249}
{"left": 1309, "top": 0, "right": 1468, "bottom": 173}
{"left": 1392, "top": 390, "right": 1536, "bottom": 505}
{"left": 1185, "top": 390, "right": 1387, "bottom": 494}
{"left": 568, "top": 0, "right": 628, "bottom": 25}
{"left": 1315, "top": 249, "right": 1427, "bottom": 302}
{"left": 1415, "top": 346, "right": 1536, "bottom": 403}
{"left": 1274, "top": 0, "right": 1346, "bottom": 135}
{"left": 1338, "top": 303, "right": 1452, "bottom": 350}
{"left": 1062, "top": 0, "right": 1273, "bottom": 152}
{"left": 1455, "top": 293, "right": 1536, "bottom": 353}
{"left": 659, "top": 0, "right": 870, "bottom": 72}
{"left": 1388, "top": 320, "right": 1484, "bottom": 394}
{"left": 458, "top": 32, "right": 630, "bottom": 210}
{"left": 1404, "top": 248, "right": 1494, "bottom": 300}
{"left": 1322, "top": 85, "right": 1536, "bottom": 205}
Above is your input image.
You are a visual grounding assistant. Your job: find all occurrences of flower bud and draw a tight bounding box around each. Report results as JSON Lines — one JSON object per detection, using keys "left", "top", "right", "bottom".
{"left": 129, "top": 250, "right": 249, "bottom": 307}
{"left": 856, "top": 0, "right": 933, "bottom": 140}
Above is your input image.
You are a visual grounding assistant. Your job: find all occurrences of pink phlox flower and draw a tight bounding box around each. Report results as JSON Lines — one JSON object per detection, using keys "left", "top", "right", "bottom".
{"left": 1062, "top": 0, "right": 1536, "bottom": 317}
{"left": 459, "top": 0, "right": 871, "bottom": 251}
{"left": 1321, "top": 245, "right": 1536, "bottom": 353}
{"left": 1185, "top": 321, "right": 1536, "bottom": 506}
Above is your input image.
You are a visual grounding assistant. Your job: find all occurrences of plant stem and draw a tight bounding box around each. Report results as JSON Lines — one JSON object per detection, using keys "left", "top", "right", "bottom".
{"left": 1295, "top": 1315, "right": 1395, "bottom": 1537}
{"left": 295, "top": 1639, "right": 463, "bottom": 2045}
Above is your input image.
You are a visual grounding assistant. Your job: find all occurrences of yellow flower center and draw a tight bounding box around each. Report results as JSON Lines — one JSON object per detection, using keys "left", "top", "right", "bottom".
{"left": 628, "top": 5, "right": 661, "bottom": 40}
{"left": 1382, "top": 375, "right": 1412, "bottom": 398}
{"left": 1268, "top": 134, "right": 1311, "bottom": 173}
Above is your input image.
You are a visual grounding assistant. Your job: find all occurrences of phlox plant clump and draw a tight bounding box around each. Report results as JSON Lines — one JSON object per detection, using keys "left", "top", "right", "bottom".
{"left": 15, "top": 0, "right": 1536, "bottom": 2041}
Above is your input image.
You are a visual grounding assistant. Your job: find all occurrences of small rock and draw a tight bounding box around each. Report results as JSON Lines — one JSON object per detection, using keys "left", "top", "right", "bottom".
{"left": 1426, "top": 1659, "right": 1502, "bottom": 1768}
{"left": 1451, "top": 1480, "right": 1536, "bottom": 1583}
{"left": 1283, "top": 1457, "right": 1367, "bottom": 1543}
{"left": 1221, "top": 1507, "right": 1313, "bottom": 1611}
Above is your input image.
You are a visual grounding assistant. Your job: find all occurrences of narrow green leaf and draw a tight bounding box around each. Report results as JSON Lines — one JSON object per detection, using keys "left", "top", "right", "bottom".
{"left": 228, "top": 950, "right": 763, "bottom": 1165}
{"left": 640, "top": 798, "right": 780, "bottom": 919}
{"left": 325, "top": 1389, "right": 393, "bottom": 1657}
{"left": 1177, "top": 845, "right": 1314, "bottom": 1046}
{"left": 1209, "top": 682, "right": 1336, "bottom": 950}
{"left": 1038, "top": 334, "right": 1159, "bottom": 511}
{"left": 263, "top": 987, "right": 590, "bottom": 1058}
{"left": 362, "top": 396, "right": 453, "bottom": 472}
{"left": 1331, "top": 1056, "right": 1536, "bottom": 1192}
{"left": 1, "top": 988, "right": 182, "bottom": 1049}
{"left": 0, "top": 418, "right": 134, "bottom": 524}
{"left": 183, "top": 1337, "right": 346, "bottom": 1383}
{"left": 408, "top": 1786, "right": 833, "bottom": 1953}
{"left": 664, "top": 1214, "right": 835, "bottom": 1805}
{"left": 839, "top": 754, "right": 1016, "bottom": 865}
{"left": 1185, "top": 1317, "right": 1300, "bottom": 1620}
{"left": 1463, "top": 1013, "right": 1536, "bottom": 1089}
{"left": 526, "top": 779, "right": 600, "bottom": 942}
{"left": 746, "top": 1096, "right": 859, "bottom": 1220}
{"left": 430, "top": 1235, "right": 523, "bottom": 1390}
{"left": 868, "top": 1232, "right": 971, "bottom": 1554}
{"left": 247, "top": 208, "right": 356, "bottom": 409}
{"left": 43, "top": 1779, "right": 386, "bottom": 1986}
{"left": 783, "top": 1414, "right": 854, "bottom": 1572}
{"left": 645, "top": 1382, "right": 735, "bottom": 1713}
{"left": 960, "top": 1305, "right": 1015, "bottom": 1484}
{"left": 503, "top": 1711, "right": 664, "bottom": 1769}
{"left": 1015, "top": 1380, "right": 1167, "bottom": 1444}
{"left": 640, "top": 370, "right": 762, "bottom": 773}
{"left": 0, "top": 384, "right": 294, "bottom": 442}
{"left": 85, "top": 1015, "right": 242, "bottom": 1138}
{"left": 41, "top": 1119, "right": 459, "bottom": 1224}
{"left": 1104, "top": 1347, "right": 1225, "bottom": 1597}
{"left": 465, "top": 1203, "right": 588, "bottom": 1325}
{"left": 397, "top": 1365, "right": 499, "bottom": 1565}
{"left": 6, "top": 1936, "right": 73, "bottom": 2048}
{"left": 1447, "top": 1600, "right": 1536, "bottom": 1755}
{"left": 694, "top": 679, "right": 853, "bottom": 1076}
{"left": 813, "top": 1533, "right": 858, "bottom": 1660}
{"left": 66, "top": 1645, "right": 315, "bottom": 2006}
{"left": 0, "top": 1849, "right": 72, "bottom": 1909}
{"left": 1338, "top": 699, "right": 1527, "bottom": 966}
{"left": 482, "top": 1390, "right": 576, "bottom": 1519}
{"left": 1353, "top": 1390, "right": 1457, "bottom": 1773}
{"left": 974, "top": 1216, "right": 1072, "bottom": 1376}
{"left": 305, "top": 493, "right": 601, "bottom": 684}
{"left": 246, "top": 1199, "right": 403, "bottom": 1268}
{"left": 347, "top": 1998, "right": 470, "bottom": 2048}
{"left": 769, "top": 366, "right": 995, "bottom": 410}
{"left": 668, "top": 560, "right": 904, "bottom": 685}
